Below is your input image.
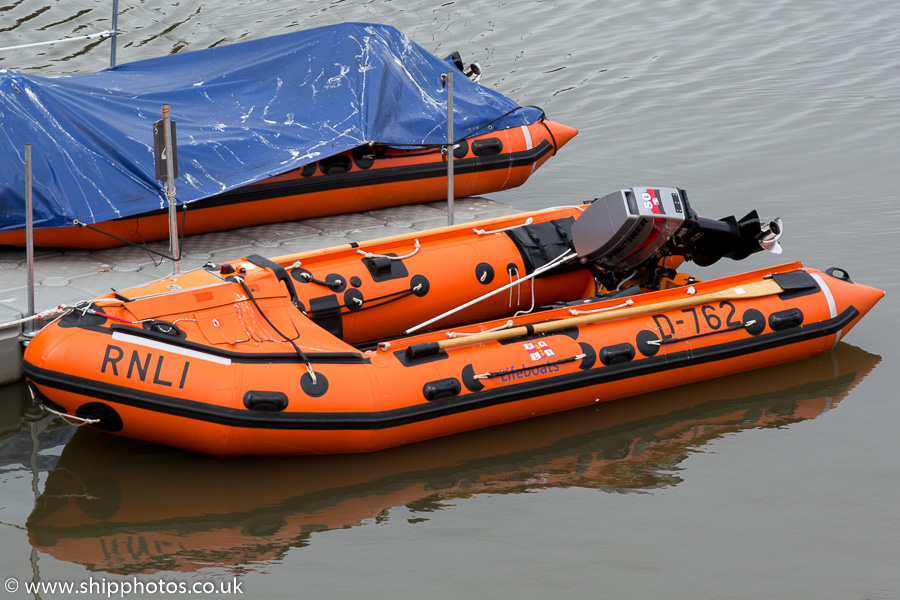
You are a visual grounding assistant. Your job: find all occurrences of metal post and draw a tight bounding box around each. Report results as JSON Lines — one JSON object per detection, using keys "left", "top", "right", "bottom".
{"left": 161, "top": 104, "right": 180, "bottom": 275}
{"left": 110, "top": 0, "right": 119, "bottom": 68}
{"left": 24, "top": 144, "right": 35, "bottom": 335}
{"left": 445, "top": 70, "right": 454, "bottom": 226}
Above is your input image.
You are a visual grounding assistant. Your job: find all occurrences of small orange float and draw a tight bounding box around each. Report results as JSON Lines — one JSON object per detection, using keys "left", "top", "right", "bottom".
{"left": 22, "top": 187, "right": 884, "bottom": 455}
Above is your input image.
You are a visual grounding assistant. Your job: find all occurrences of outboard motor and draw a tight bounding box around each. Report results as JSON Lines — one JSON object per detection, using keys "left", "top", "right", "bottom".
{"left": 446, "top": 51, "right": 483, "bottom": 82}
{"left": 570, "top": 187, "right": 783, "bottom": 288}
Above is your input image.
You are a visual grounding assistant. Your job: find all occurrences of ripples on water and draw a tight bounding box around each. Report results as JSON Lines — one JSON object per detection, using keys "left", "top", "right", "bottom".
{"left": 2, "top": 0, "right": 900, "bottom": 597}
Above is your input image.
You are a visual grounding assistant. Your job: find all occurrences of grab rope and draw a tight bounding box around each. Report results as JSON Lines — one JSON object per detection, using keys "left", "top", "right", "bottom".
{"left": 41, "top": 404, "right": 101, "bottom": 426}
{"left": 473, "top": 353, "right": 587, "bottom": 380}
{"left": 568, "top": 298, "right": 634, "bottom": 316}
{"left": 647, "top": 319, "right": 757, "bottom": 346}
{"left": 349, "top": 284, "right": 422, "bottom": 312}
{"left": 23, "top": 384, "right": 99, "bottom": 426}
{"left": 296, "top": 271, "right": 344, "bottom": 290}
{"left": 320, "top": 286, "right": 419, "bottom": 316}
{"left": 357, "top": 239, "right": 420, "bottom": 260}
{"left": 445, "top": 320, "right": 514, "bottom": 339}
{"left": 473, "top": 217, "right": 534, "bottom": 236}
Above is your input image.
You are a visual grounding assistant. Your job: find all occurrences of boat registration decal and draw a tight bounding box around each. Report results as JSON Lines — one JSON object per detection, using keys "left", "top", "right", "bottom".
{"left": 651, "top": 300, "right": 745, "bottom": 340}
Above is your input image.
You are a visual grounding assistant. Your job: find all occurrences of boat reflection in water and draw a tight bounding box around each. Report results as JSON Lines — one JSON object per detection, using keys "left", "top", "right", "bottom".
{"left": 27, "top": 342, "right": 879, "bottom": 574}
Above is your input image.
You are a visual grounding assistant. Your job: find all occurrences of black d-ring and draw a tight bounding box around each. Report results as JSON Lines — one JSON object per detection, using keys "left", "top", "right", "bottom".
{"left": 824, "top": 267, "right": 852, "bottom": 283}
{"left": 143, "top": 320, "right": 185, "bottom": 338}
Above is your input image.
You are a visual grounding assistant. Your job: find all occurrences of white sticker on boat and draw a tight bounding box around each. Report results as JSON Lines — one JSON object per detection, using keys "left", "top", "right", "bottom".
{"left": 521, "top": 124, "right": 537, "bottom": 175}
{"left": 112, "top": 331, "right": 232, "bottom": 365}
{"left": 520, "top": 125, "right": 533, "bottom": 150}
{"left": 810, "top": 272, "right": 840, "bottom": 347}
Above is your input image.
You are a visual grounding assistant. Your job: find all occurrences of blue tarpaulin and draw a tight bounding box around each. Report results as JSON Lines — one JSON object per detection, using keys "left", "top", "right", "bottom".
{"left": 0, "top": 22, "right": 541, "bottom": 232}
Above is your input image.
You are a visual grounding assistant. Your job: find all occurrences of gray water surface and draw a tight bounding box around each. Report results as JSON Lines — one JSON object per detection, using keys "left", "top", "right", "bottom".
{"left": 2, "top": 1, "right": 899, "bottom": 598}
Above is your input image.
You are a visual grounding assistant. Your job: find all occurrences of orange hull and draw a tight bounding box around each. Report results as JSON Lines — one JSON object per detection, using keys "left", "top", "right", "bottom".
{"left": 22, "top": 207, "right": 884, "bottom": 455}
{"left": 27, "top": 343, "right": 880, "bottom": 574}
{"left": 0, "top": 119, "right": 577, "bottom": 250}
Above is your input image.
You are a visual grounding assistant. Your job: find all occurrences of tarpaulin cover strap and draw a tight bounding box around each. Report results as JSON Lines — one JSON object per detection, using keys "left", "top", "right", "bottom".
{"left": 0, "top": 22, "right": 542, "bottom": 231}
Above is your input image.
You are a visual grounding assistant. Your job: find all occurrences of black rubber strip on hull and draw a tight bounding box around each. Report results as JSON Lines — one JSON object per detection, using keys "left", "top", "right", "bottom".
{"left": 118, "top": 141, "right": 554, "bottom": 220}
{"left": 23, "top": 306, "right": 858, "bottom": 431}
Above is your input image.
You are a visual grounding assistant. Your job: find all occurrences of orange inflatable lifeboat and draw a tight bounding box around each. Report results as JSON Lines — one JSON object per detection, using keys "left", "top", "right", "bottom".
{"left": 0, "top": 118, "right": 576, "bottom": 250}
{"left": 22, "top": 187, "right": 884, "bottom": 455}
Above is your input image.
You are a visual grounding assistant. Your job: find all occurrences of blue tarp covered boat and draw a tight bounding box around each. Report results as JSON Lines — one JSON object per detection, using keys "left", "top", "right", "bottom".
{"left": 0, "top": 22, "right": 566, "bottom": 246}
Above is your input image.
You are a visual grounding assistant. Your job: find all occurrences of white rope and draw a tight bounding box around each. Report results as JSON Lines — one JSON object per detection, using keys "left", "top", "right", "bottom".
{"left": 0, "top": 305, "right": 70, "bottom": 330}
{"left": 512, "top": 276, "right": 537, "bottom": 317}
{"left": 568, "top": 298, "right": 634, "bottom": 316}
{"left": 508, "top": 265, "right": 521, "bottom": 308}
{"left": 0, "top": 30, "right": 115, "bottom": 52}
{"left": 446, "top": 320, "right": 514, "bottom": 339}
{"left": 42, "top": 405, "right": 101, "bottom": 426}
{"left": 405, "top": 249, "right": 576, "bottom": 335}
{"left": 305, "top": 362, "right": 318, "bottom": 385}
{"left": 357, "top": 239, "right": 420, "bottom": 260}
{"left": 473, "top": 217, "right": 534, "bottom": 236}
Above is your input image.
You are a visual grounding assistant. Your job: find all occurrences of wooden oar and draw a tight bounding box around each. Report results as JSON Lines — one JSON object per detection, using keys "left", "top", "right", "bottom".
{"left": 405, "top": 277, "right": 784, "bottom": 358}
